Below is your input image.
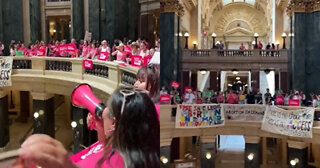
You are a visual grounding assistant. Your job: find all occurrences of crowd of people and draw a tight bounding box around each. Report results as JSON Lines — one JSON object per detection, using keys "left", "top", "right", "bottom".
{"left": 16, "top": 64, "right": 160, "bottom": 168}
{"left": 162, "top": 87, "right": 320, "bottom": 108}
{"left": 0, "top": 38, "right": 160, "bottom": 65}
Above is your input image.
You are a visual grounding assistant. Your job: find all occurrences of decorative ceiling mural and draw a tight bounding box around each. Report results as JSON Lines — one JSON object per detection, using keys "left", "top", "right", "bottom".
{"left": 202, "top": 2, "right": 270, "bottom": 37}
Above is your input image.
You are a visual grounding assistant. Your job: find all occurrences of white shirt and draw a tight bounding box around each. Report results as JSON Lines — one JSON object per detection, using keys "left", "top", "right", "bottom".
{"left": 139, "top": 50, "right": 149, "bottom": 57}
{"left": 185, "top": 93, "right": 195, "bottom": 104}
{"left": 100, "top": 46, "right": 110, "bottom": 53}
{"left": 149, "top": 51, "right": 160, "bottom": 65}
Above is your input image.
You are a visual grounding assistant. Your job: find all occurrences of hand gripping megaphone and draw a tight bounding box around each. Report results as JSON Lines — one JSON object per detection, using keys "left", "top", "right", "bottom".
{"left": 71, "top": 84, "right": 106, "bottom": 129}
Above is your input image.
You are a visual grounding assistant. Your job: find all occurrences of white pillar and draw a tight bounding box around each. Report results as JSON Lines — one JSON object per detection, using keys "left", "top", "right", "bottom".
{"left": 197, "top": 0, "right": 202, "bottom": 49}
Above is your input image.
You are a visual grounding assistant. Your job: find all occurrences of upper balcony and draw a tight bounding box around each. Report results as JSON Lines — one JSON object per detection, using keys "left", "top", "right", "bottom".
{"left": 181, "top": 49, "right": 289, "bottom": 71}
{"left": 8, "top": 57, "right": 138, "bottom": 100}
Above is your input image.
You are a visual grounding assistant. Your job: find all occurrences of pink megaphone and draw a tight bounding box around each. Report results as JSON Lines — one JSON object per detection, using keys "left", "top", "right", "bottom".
{"left": 71, "top": 83, "right": 106, "bottom": 121}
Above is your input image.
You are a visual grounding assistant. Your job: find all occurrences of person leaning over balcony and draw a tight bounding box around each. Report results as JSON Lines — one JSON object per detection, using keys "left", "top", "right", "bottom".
{"left": 217, "top": 91, "right": 225, "bottom": 103}
{"left": 111, "top": 43, "right": 127, "bottom": 62}
{"left": 139, "top": 41, "right": 150, "bottom": 58}
{"left": 81, "top": 40, "right": 90, "bottom": 58}
{"left": 10, "top": 42, "right": 16, "bottom": 56}
{"left": 99, "top": 40, "right": 111, "bottom": 55}
{"left": 88, "top": 43, "right": 98, "bottom": 59}
{"left": 184, "top": 89, "right": 195, "bottom": 104}
{"left": 18, "top": 87, "right": 160, "bottom": 168}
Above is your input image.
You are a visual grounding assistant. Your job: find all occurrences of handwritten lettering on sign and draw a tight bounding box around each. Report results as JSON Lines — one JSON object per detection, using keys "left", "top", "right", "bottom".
{"left": 261, "top": 106, "right": 314, "bottom": 138}
{"left": 176, "top": 104, "right": 225, "bottom": 128}
{"left": 0, "top": 57, "right": 13, "bottom": 87}
{"left": 223, "top": 104, "right": 265, "bottom": 122}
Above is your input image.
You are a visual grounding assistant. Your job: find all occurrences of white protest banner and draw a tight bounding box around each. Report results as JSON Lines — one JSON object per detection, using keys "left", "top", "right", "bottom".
{"left": 176, "top": 104, "right": 225, "bottom": 128}
{"left": 0, "top": 57, "right": 13, "bottom": 87}
{"left": 261, "top": 106, "right": 314, "bottom": 138}
{"left": 84, "top": 31, "right": 92, "bottom": 42}
{"left": 223, "top": 104, "right": 265, "bottom": 122}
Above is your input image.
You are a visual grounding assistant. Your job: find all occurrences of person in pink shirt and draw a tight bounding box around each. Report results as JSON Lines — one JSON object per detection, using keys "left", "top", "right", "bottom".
{"left": 18, "top": 44, "right": 28, "bottom": 56}
{"left": 18, "top": 87, "right": 160, "bottom": 168}
{"left": 81, "top": 40, "right": 90, "bottom": 58}
{"left": 88, "top": 43, "right": 98, "bottom": 59}
{"left": 139, "top": 41, "right": 150, "bottom": 57}
{"left": 111, "top": 43, "right": 127, "bottom": 62}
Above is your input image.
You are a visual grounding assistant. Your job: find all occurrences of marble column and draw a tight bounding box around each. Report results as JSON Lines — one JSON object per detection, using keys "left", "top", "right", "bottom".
{"left": 71, "top": 105, "right": 90, "bottom": 153}
{"left": 1, "top": 0, "right": 23, "bottom": 55}
{"left": 72, "top": 0, "right": 84, "bottom": 41}
{"left": 281, "top": 71, "right": 288, "bottom": 92}
{"left": 160, "top": 146, "right": 171, "bottom": 168}
{"left": 287, "top": 140, "right": 308, "bottom": 168}
{"left": 0, "top": 0, "right": 3, "bottom": 42}
{"left": 89, "top": 0, "right": 139, "bottom": 44}
{"left": 182, "top": 71, "right": 190, "bottom": 92}
{"left": 31, "top": 92, "right": 55, "bottom": 138}
{"left": 293, "top": 11, "right": 320, "bottom": 96}
{"left": 200, "top": 136, "right": 216, "bottom": 168}
{"left": 0, "top": 90, "right": 9, "bottom": 147}
{"left": 29, "top": 0, "right": 41, "bottom": 42}
{"left": 127, "top": 0, "right": 139, "bottom": 41}
{"left": 251, "top": 71, "right": 260, "bottom": 93}
{"left": 191, "top": 71, "right": 197, "bottom": 90}
{"left": 210, "top": 71, "right": 218, "bottom": 91}
{"left": 245, "top": 136, "right": 261, "bottom": 168}
{"left": 16, "top": 91, "right": 30, "bottom": 123}
{"left": 88, "top": 0, "right": 100, "bottom": 41}
{"left": 160, "top": 12, "right": 180, "bottom": 89}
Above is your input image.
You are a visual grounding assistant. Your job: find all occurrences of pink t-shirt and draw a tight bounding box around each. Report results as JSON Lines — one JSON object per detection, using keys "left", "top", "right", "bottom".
{"left": 70, "top": 142, "right": 124, "bottom": 168}
{"left": 155, "top": 104, "right": 160, "bottom": 122}
{"left": 116, "top": 51, "right": 127, "bottom": 61}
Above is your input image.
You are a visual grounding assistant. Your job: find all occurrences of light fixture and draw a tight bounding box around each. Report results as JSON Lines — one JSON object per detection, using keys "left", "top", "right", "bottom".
{"left": 71, "top": 121, "right": 77, "bottom": 128}
{"left": 39, "top": 110, "right": 44, "bottom": 115}
{"left": 33, "top": 112, "right": 39, "bottom": 119}
{"left": 282, "top": 32, "right": 287, "bottom": 49}
{"left": 179, "top": 32, "right": 183, "bottom": 37}
{"left": 254, "top": 33, "right": 259, "bottom": 49}
{"left": 53, "top": 29, "right": 57, "bottom": 33}
{"left": 290, "top": 158, "right": 299, "bottom": 166}
{"left": 69, "top": 24, "right": 71, "bottom": 28}
{"left": 252, "top": 41, "right": 256, "bottom": 45}
{"left": 247, "top": 153, "right": 254, "bottom": 160}
{"left": 245, "top": 84, "right": 248, "bottom": 87}
{"left": 184, "top": 32, "right": 189, "bottom": 49}
{"left": 160, "top": 156, "right": 168, "bottom": 164}
{"left": 232, "top": 69, "right": 239, "bottom": 75}
{"left": 200, "top": 69, "right": 207, "bottom": 75}
{"left": 276, "top": 41, "right": 280, "bottom": 45}
{"left": 236, "top": 77, "right": 240, "bottom": 80}
{"left": 281, "top": 32, "right": 287, "bottom": 37}
{"left": 212, "top": 33, "right": 217, "bottom": 49}
{"left": 193, "top": 41, "right": 197, "bottom": 49}
{"left": 205, "top": 152, "right": 212, "bottom": 159}
{"left": 228, "top": 84, "right": 233, "bottom": 87}
{"left": 237, "top": 81, "right": 242, "bottom": 83}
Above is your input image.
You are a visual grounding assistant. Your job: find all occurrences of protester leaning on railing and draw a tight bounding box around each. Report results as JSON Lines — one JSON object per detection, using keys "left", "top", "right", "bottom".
{"left": 4, "top": 37, "right": 160, "bottom": 68}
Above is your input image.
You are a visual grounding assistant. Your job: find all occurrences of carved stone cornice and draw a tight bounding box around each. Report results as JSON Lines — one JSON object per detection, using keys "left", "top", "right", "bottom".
{"left": 287, "top": 0, "right": 320, "bottom": 17}
{"left": 160, "top": 0, "right": 184, "bottom": 16}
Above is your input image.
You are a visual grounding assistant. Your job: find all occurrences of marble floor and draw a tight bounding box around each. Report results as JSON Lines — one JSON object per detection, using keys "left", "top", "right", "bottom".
{"left": 0, "top": 102, "right": 73, "bottom": 153}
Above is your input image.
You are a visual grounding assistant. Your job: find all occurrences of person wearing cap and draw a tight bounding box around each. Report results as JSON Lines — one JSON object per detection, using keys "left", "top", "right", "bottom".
{"left": 111, "top": 43, "right": 127, "bottom": 62}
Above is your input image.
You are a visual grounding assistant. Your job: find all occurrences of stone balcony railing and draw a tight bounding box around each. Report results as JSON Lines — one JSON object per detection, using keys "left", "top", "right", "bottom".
{"left": 7, "top": 57, "right": 138, "bottom": 100}
{"left": 181, "top": 49, "right": 289, "bottom": 70}
{"left": 160, "top": 105, "right": 320, "bottom": 147}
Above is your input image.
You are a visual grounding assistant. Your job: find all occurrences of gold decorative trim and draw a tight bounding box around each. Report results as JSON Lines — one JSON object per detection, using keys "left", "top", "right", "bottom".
{"left": 160, "top": 0, "right": 185, "bottom": 16}
{"left": 287, "top": 0, "right": 320, "bottom": 17}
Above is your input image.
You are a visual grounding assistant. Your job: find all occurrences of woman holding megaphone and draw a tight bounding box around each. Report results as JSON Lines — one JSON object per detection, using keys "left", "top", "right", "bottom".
{"left": 18, "top": 65, "right": 160, "bottom": 168}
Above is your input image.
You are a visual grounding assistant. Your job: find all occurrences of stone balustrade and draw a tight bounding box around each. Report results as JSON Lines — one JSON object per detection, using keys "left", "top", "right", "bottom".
{"left": 181, "top": 49, "right": 289, "bottom": 70}
{"left": 8, "top": 57, "right": 138, "bottom": 97}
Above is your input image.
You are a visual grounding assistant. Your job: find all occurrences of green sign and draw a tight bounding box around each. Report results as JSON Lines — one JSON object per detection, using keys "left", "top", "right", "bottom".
{"left": 203, "top": 91, "right": 213, "bottom": 98}
{"left": 15, "top": 50, "right": 24, "bottom": 56}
